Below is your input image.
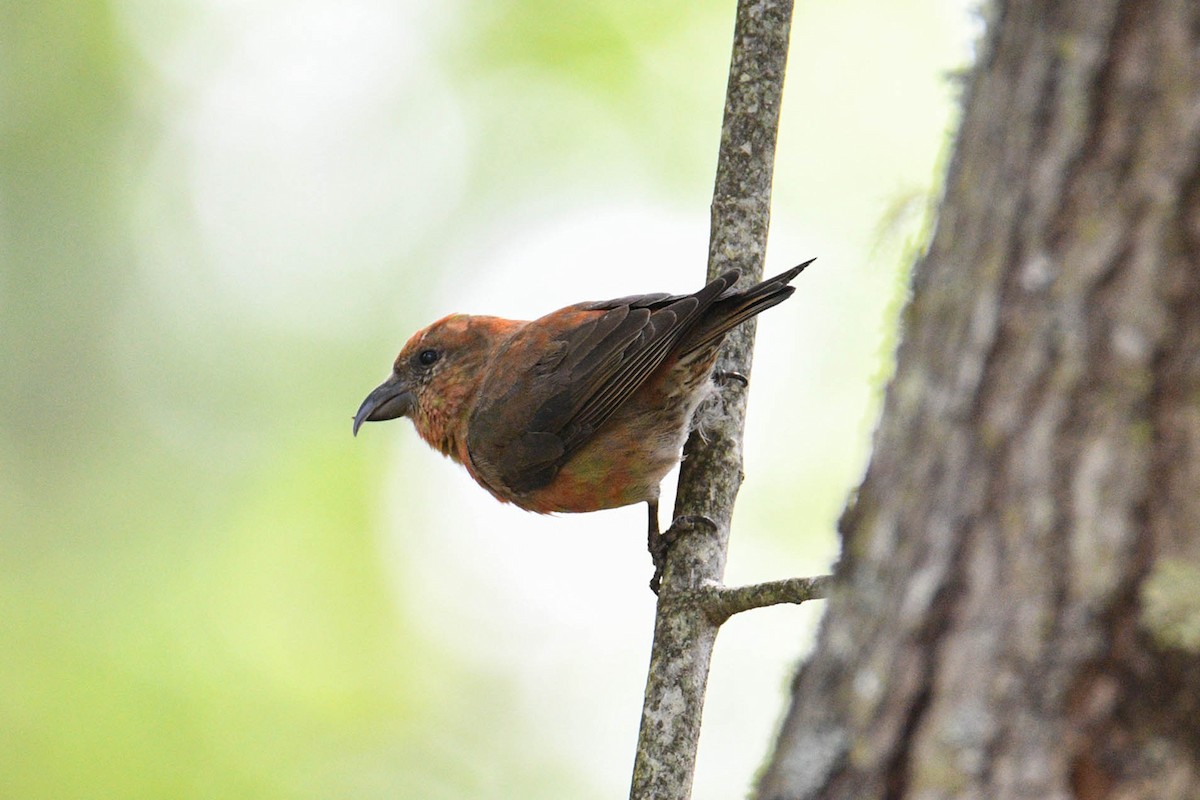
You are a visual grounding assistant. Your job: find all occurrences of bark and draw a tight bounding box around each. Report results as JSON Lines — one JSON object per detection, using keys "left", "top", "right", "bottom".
{"left": 629, "top": 0, "right": 796, "bottom": 798}
{"left": 757, "top": 1, "right": 1200, "bottom": 798}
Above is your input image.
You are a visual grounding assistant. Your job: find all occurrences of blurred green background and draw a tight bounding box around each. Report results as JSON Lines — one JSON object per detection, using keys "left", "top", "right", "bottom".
{"left": 1, "top": 0, "right": 970, "bottom": 797}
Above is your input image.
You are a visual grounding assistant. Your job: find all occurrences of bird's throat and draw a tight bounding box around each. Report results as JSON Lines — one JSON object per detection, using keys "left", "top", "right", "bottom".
{"left": 413, "top": 405, "right": 465, "bottom": 463}
{"left": 411, "top": 378, "right": 483, "bottom": 467}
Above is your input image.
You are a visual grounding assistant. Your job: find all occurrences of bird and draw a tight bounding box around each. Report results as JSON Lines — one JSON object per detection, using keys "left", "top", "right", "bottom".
{"left": 354, "top": 260, "right": 813, "bottom": 591}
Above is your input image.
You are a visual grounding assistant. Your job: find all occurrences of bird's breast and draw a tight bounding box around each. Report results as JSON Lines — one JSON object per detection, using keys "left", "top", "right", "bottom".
{"left": 518, "top": 367, "right": 715, "bottom": 514}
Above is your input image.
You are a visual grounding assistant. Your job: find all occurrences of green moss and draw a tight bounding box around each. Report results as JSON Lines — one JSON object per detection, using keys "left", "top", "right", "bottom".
{"left": 910, "top": 753, "right": 969, "bottom": 794}
{"left": 1141, "top": 559, "right": 1200, "bottom": 652}
{"left": 1127, "top": 418, "right": 1153, "bottom": 447}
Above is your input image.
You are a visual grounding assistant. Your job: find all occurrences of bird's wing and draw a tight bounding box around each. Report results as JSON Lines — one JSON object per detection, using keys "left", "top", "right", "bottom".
{"left": 467, "top": 271, "right": 740, "bottom": 495}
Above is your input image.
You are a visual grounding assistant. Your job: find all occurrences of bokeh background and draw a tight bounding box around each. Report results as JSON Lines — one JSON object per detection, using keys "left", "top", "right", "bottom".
{"left": 1, "top": 1, "right": 972, "bottom": 797}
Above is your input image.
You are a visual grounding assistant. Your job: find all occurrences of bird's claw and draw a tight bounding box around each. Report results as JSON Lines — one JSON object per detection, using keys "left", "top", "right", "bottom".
{"left": 648, "top": 528, "right": 674, "bottom": 595}
{"left": 715, "top": 370, "right": 749, "bottom": 387}
{"left": 648, "top": 514, "right": 719, "bottom": 594}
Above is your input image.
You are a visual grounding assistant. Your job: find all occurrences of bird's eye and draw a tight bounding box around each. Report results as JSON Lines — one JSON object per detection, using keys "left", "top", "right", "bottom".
{"left": 417, "top": 349, "right": 439, "bottom": 366}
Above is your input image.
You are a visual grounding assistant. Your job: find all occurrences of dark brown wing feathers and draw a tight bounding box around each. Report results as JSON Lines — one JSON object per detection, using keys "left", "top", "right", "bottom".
{"left": 468, "top": 261, "right": 812, "bottom": 494}
{"left": 683, "top": 259, "right": 814, "bottom": 354}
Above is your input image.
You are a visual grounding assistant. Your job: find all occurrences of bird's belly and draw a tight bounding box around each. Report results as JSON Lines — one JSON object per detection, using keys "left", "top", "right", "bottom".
{"left": 522, "top": 411, "right": 691, "bottom": 514}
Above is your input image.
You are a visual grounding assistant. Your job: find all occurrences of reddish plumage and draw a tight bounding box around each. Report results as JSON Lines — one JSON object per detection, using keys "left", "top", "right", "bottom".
{"left": 354, "top": 262, "right": 811, "bottom": 581}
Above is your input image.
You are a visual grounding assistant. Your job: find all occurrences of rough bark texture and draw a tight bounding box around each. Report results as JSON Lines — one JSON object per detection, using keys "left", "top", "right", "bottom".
{"left": 757, "top": 1, "right": 1200, "bottom": 798}
{"left": 629, "top": 0, "right": 794, "bottom": 798}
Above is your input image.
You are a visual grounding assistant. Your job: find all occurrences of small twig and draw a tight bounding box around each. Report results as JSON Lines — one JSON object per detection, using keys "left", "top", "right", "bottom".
{"left": 701, "top": 575, "right": 833, "bottom": 625}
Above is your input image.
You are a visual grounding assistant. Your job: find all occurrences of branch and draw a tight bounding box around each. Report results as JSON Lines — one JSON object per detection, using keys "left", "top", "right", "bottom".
{"left": 629, "top": 1, "right": 795, "bottom": 798}
{"left": 701, "top": 575, "right": 833, "bottom": 625}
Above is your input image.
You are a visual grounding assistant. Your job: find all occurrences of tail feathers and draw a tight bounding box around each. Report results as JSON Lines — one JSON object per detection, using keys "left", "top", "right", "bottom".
{"left": 686, "top": 258, "right": 814, "bottom": 353}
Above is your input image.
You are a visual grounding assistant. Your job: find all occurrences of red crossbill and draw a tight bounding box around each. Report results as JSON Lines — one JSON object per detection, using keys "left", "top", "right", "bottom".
{"left": 354, "top": 261, "right": 812, "bottom": 589}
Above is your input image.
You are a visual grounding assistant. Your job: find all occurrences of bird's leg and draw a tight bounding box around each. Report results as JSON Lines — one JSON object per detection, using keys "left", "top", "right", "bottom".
{"left": 647, "top": 500, "right": 669, "bottom": 594}
{"left": 647, "top": 501, "right": 721, "bottom": 594}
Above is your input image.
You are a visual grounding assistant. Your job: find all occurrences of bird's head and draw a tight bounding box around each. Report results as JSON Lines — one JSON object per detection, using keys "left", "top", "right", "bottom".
{"left": 353, "top": 314, "right": 519, "bottom": 454}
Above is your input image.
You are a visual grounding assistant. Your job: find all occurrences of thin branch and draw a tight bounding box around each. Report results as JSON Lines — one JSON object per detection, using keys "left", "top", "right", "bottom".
{"left": 628, "top": 1, "right": 795, "bottom": 799}
{"left": 701, "top": 575, "right": 833, "bottom": 625}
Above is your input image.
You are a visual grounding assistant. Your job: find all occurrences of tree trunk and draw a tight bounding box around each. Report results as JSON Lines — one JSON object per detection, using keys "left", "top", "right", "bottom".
{"left": 757, "top": 1, "right": 1200, "bottom": 798}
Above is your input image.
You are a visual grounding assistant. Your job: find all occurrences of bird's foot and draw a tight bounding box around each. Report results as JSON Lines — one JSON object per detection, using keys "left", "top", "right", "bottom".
{"left": 714, "top": 370, "right": 748, "bottom": 387}
{"left": 648, "top": 514, "right": 719, "bottom": 594}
